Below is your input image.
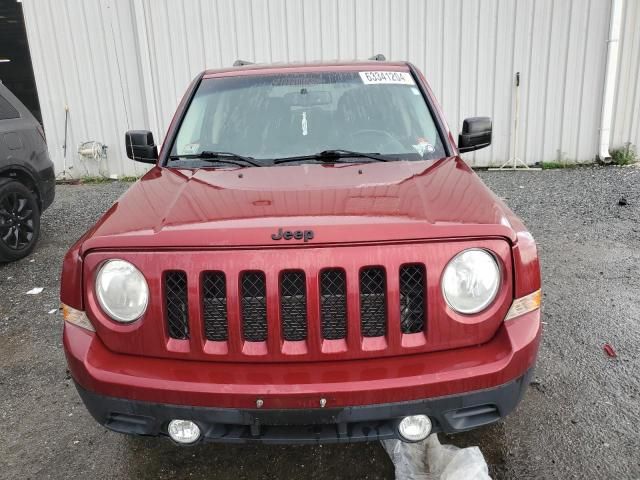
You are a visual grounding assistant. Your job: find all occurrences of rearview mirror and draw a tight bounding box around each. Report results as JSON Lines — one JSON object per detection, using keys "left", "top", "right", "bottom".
{"left": 125, "top": 130, "right": 158, "bottom": 163}
{"left": 458, "top": 117, "right": 492, "bottom": 153}
{"left": 284, "top": 90, "right": 332, "bottom": 107}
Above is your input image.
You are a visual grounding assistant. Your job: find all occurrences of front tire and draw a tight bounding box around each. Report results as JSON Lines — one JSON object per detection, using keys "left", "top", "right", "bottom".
{"left": 0, "top": 180, "right": 41, "bottom": 263}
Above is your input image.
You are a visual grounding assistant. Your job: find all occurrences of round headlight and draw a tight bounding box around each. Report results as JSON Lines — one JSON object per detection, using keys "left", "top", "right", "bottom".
{"left": 96, "top": 259, "right": 149, "bottom": 323}
{"left": 441, "top": 249, "right": 500, "bottom": 314}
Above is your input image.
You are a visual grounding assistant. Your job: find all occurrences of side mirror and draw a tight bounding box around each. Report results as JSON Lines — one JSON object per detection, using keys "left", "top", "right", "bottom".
{"left": 125, "top": 130, "right": 158, "bottom": 163}
{"left": 458, "top": 117, "right": 492, "bottom": 153}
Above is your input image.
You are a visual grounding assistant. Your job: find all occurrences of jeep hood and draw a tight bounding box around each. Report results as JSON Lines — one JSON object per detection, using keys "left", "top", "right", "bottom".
{"left": 79, "top": 157, "right": 525, "bottom": 252}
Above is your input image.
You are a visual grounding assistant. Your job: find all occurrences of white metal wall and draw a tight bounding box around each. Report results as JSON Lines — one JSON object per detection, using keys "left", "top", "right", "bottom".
{"left": 20, "top": 0, "right": 640, "bottom": 176}
{"left": 22, "top": 0, "right": 151, "bottom": 178}
{"left": 612, "top": 0, "right": 640, "bottom": 151}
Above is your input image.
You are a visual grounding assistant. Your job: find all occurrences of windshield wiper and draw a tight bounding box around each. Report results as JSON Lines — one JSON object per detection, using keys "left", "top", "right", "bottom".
{"left": 273, "top": 149, "right": 392, "bottom": 165}
{"left": 169, "top": 151, "right": 262, "bottom": 167}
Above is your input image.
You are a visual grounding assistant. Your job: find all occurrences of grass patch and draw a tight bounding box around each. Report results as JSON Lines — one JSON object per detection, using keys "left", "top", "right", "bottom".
{"left": 58, "top": 175, "right": 142, "bottom": 185}
{"left": 611, "top": 143, "right": 637, "bottom": 166}
{"left": 541, "top": 161, "right": 577, "bottom": 170}
{"left": 77, "top": 176, "right": 113, "bottom": 184}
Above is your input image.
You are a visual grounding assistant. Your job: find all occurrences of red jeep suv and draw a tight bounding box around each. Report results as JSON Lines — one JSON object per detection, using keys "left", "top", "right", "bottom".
{"left": 61, "top": 59, "right": 541, "bottom": 445}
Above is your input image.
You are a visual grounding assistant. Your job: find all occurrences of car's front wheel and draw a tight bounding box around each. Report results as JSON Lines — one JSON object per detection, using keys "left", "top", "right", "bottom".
{"left": 0, "top": 179, "right": 41, "bottom": 263}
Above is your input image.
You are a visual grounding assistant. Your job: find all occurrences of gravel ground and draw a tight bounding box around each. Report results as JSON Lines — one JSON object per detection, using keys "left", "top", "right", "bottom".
{"left": 0, "top": 166, "right": 639, "bottom": 479}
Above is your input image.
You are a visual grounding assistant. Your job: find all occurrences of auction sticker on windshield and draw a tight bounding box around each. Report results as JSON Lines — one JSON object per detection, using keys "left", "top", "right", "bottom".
{"left": 359, "top": 71, "right": 415, "bottom": 85}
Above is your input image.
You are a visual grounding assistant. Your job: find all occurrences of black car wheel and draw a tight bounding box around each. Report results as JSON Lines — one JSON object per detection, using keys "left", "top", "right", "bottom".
{"left": 0, "top": 180, "right": 41, "bottom": 262}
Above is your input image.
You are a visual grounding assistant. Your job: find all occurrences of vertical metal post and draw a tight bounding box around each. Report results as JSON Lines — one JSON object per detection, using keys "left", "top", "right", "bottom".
{"left": 60, "top": 105, "right": 69, "bottom": 179}
{"left": 489, "top": 72, "right": 541, "bottom": 171}
{"left": 512, "top": 72, "right": 520, "bottom": 167}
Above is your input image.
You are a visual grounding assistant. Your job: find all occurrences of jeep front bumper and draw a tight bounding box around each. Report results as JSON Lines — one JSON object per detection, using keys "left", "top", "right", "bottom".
{"left": 64, "top": 310, "right": 540, "bottom": 444}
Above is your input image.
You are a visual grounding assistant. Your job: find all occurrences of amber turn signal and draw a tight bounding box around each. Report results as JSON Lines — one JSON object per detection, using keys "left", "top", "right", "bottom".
{"left": 504, "top": 289, "right": 541, "bottom": 321}
{"left": 62, "top": 303, "right": 95, "bottom": 332}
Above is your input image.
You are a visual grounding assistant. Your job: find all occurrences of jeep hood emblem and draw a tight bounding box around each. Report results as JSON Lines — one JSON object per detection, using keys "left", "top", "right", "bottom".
{"left": 271, "top": 228, "right": 314, "bottom": 242}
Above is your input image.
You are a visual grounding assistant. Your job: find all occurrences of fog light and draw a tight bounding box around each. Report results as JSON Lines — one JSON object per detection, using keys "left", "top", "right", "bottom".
{"left": 167, "top": 419, "right": 201, "bottom": 444}
{"left": 398, "top": 415, "right": 432, "bottom": 442}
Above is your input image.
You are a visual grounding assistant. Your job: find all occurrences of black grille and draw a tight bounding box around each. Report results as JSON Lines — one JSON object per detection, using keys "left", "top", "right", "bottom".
{"left": 320, "top": 269, "right": 347, "bottom": 340}
{"left": 399, "top": 265, "right": 426, "bottom": 334}
{"left": 359, "top": 267, "right": 387, "bottom": 337}
{"left": 165, "top": 271, "right": 189, "bottom": 339}
{"left": 203, "top": 272, "right": 228, "bottom": 341}
{"left": 241, "top": 272, "right": 267, "bottom": 341}
{"left": 280, "top": 271, "right": 307, "bottom": 341}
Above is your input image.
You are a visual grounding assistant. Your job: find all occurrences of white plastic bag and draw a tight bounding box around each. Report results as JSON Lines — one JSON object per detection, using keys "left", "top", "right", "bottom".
{"left": 381, "top": 434, "right": 491, "bottom": 480}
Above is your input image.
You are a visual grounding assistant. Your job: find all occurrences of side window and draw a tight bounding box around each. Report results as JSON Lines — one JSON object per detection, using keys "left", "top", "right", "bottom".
{"left": 0, "top": 95, "right": 20, "bottom": 120}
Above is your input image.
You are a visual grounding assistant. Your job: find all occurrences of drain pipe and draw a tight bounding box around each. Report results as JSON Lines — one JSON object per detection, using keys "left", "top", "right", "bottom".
{"left": 598, "top": 0, "right": 624, "bottom": 162}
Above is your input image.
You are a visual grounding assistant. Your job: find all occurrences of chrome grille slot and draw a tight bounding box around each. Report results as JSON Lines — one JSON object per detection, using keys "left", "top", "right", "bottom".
{"left": 241, "top": 271, "right": 268, "bottom": 341}
{"left": 320, "top": 269, "right": 347, "bottom": 340}
{"left": 202, "top": 271, "right": 228, "bottom": 341}
{"left": 280, "top": 271, "right": 307, "bottom": 341}
{"left": 399, "top": 264, "right": 426, "bottom": 334}
{"left": 359, "top": 267, "right": 386, "bottom": 337}
{"left": 165, "top": 271, "right": 189, "bottom": 339}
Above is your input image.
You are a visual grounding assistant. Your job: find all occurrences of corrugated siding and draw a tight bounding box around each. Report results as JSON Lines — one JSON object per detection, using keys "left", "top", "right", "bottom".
{"left": 21, "top": 0, "right": 640, "bottom": 175}
{"left": 21, "top": 0, "right": 150, "bottom": 178}
{"left": 611, "top": 0, "right": 640, "bottom": 151}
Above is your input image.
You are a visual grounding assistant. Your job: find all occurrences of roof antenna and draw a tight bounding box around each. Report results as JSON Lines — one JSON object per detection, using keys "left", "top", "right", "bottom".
{"left": 368, "top": 54, "right": 386, "bottom": 61}
{"left": 233, "top": 59, "right": 254, "bottom": 67}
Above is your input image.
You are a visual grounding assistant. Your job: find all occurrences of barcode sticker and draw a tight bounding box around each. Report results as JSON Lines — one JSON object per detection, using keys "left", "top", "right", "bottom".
{"left": 359, "top": 71, "right": 415, "bottom": 85}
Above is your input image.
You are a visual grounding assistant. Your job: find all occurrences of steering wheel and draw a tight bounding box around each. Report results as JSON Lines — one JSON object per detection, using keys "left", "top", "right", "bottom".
{"left": 347, "top": 129, "right": 406, "bottom": 153}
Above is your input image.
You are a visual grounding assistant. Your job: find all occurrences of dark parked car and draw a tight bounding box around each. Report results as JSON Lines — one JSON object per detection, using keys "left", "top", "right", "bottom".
{"left": 0, "top": 82, "right": 55, "bottom": 262}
